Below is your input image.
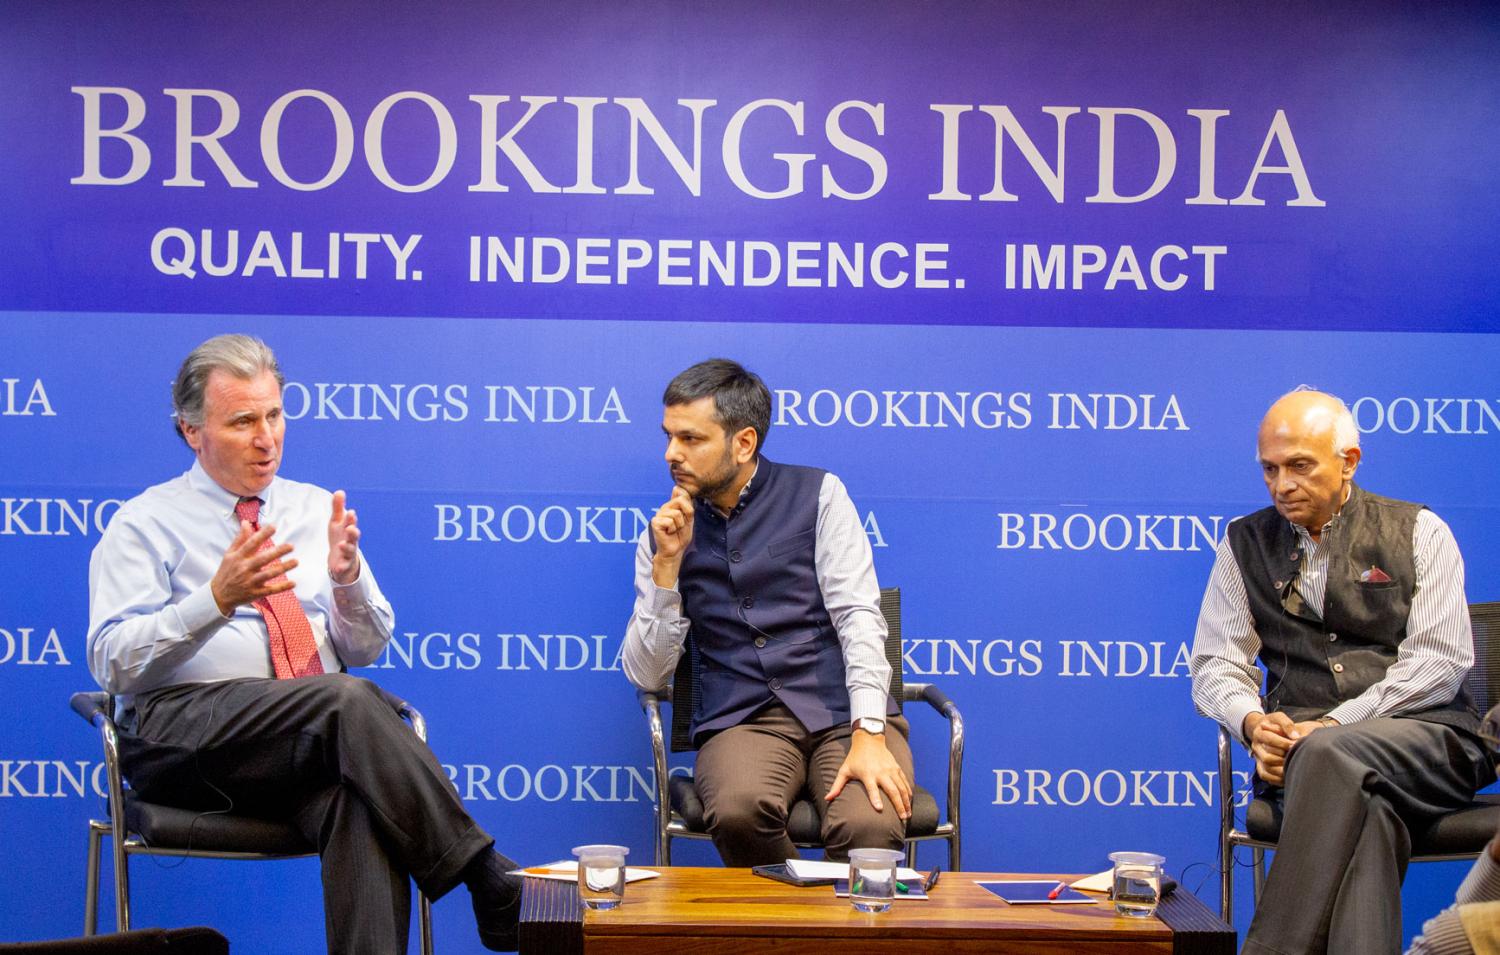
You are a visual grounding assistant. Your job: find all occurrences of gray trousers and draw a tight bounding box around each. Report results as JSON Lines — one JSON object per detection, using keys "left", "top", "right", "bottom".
{"left": 1243, "top": 717, "right": 1493, "bottom": 955}
{"left": 693, "top": 702, "right": 914, "bottom": 867}
{"left": 118, "top": 674, "right": 494, "bottom": 955}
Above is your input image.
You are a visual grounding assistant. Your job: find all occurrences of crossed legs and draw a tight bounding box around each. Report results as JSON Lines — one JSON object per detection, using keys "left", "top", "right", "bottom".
{"left": 119, "top": 674, "right": 495, "bottom": 954}
{"left": 1242, "top": 718, "right": 1491, "bottom": 955}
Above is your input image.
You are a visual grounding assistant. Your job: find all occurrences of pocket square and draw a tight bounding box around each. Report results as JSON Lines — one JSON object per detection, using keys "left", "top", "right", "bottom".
{"left": 1360, "top": 565, "right": 1393, "bottom": 583}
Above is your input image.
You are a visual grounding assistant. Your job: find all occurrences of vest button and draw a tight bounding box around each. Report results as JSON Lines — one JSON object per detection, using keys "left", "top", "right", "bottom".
{"left": 769, "top": 677, "right": 782, "bottom": 690}
{"left": 1328, "top": 633, "right": 1338, "bottom": 642}
{"left": 729, "top": 549, "right": 743, "bottom": 562}
{"left": 1290, "top": 552, "right": 1300, "bottom": 561}
{"left": 741, "top": 596, "right": 755, "bottom": 609}
{"left": 754, "top": 637, "right": 766, "bottom": 648}
{"left": 1332, "top": 662, "right": 1345, "bottom": 673}
{"left": 1274, "top": 581, "right": 1285, "bottom": 590}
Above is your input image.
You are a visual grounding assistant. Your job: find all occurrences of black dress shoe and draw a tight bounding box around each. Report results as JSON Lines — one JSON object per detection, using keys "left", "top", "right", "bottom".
{"left": 465, "top": 848, "right": 522, "bottom": 952}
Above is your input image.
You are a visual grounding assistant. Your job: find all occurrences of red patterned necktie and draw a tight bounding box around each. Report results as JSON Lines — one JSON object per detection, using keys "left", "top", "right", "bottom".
{"left": 234, "top": 497, "right": 324, "bottom": 679}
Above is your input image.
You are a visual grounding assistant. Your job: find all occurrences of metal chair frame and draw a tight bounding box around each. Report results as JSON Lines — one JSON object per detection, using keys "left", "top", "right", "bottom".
{"left": 639, "top": 587, "right": 965, "bottom": 870}
{"left": 1216, "top": 600, "right": 1500, "bottom": 921}
{"left": 73, "top": 690, "right": 435, "bottom": 955}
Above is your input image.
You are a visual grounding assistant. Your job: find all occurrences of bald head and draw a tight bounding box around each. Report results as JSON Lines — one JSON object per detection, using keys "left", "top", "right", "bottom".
{"left": 1257, "top": 389, "right": 1361, "bottom": 537}
{"left": 1260, "top": 390, "right": 1359, "bottom": 459}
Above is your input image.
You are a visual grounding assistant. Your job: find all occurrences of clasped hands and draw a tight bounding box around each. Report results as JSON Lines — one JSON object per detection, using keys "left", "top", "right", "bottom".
{"left": 210, "top": 490, "right": 361, "bottom": 616}
{"left": 1243, "top": 710, "right": 1336, "bottom": 786}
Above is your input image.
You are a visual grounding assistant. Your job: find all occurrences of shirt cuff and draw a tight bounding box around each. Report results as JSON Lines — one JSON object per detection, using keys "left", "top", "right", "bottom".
{"left": 849, "top": 688, "right": 888, "bottom": 725}
{"left": 643, "top": 581, "right": 682, "bottom": 617}
{"left": 1457, "top": 847, "right": 1500, "bottom": 904}
{"left": 1324, "top": 698, "right": 1373, "bottom": 727}
{"left": 331, "top": 562, "right": 374, "bottom": 612}
{"left": 1226, "top": 699, "right": 1263, "bottom": 747}
{"left": 176, "top": 583, "right": 232, "bottom": 633}
{"left": 1409, "top": 908, "right": 1471, "bottom": 955}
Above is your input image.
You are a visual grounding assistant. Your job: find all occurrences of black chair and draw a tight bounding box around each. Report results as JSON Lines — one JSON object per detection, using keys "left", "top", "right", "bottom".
{"left": 71, "top": 690, "right": 435, "bottom": 955}
{"left": 639, "top": 587, "right": 964, "bottom": 869}
{"left": 1216, "top": 601, "right": 1500, "bottom": 920}
{"left": 0, "top": 927, "right": 227, "bottom": 955}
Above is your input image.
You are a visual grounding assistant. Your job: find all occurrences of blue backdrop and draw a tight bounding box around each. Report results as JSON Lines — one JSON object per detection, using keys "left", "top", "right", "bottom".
{"left": 3, "top": 2, "right": 1498, "bottom": 950}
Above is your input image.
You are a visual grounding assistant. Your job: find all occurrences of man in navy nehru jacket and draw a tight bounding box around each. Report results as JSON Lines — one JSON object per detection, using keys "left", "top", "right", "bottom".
{"left": 623, "top": 358, "right": 913, "bottom": 866}
{"left": 1190, "top": 388, "right": 1493, "bottom": 955}
{"left": 87, "top": 334, "right": 521, "bottom": 954}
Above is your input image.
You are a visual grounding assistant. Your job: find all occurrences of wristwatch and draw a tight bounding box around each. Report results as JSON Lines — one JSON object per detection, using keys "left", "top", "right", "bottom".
{"left": 856, "top": 717, "right": 886, "bottom": 736}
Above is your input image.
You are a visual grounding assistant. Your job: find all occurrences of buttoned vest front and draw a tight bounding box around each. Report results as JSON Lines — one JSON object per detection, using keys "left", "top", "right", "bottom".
{"left": 1227, "top": 484, "right": 1477, "bottom": 733}
{"left": 677, "top": 458, "right": 852, "bottom": 744}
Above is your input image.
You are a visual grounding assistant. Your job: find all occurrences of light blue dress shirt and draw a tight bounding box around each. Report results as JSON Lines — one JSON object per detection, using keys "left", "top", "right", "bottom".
{"left": 87, "top": 461, "right": 394, "bottom": 716}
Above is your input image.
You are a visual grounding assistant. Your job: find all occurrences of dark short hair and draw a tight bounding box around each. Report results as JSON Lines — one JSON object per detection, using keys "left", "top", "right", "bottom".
{"left": 663, "top": 359, "right": 771, "bottom": 456}
{"left": 172, "top": 334, "right": 284, "bottom": 444}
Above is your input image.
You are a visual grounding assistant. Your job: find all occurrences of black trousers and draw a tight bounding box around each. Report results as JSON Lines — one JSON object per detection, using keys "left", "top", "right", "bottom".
{"left": 1242, "top": 717, "right": 1493, "bottom": 955}
{"left": 117, "top": 674, "right": 493, "bottom": 955}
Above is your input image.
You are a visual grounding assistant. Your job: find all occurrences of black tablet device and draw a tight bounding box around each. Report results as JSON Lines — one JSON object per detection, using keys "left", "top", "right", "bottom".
{"left": 751, "top": 863, "right": 838, "bottom": 887}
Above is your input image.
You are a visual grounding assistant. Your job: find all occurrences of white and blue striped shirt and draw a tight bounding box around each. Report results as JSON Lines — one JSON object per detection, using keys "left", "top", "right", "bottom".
{"left": 1191, "top": 507, "right": 1473, "bottom": 744}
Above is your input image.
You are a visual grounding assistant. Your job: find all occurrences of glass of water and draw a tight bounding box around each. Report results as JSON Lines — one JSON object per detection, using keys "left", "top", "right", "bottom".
{"left": 848, "top": 848, "right": 904, "bottom": 913}
{"left": 572, "top": 844, "right": 628, "bottom": 910}
{"left": 1108, "top": 851, "right": 1165, "bottom": 918}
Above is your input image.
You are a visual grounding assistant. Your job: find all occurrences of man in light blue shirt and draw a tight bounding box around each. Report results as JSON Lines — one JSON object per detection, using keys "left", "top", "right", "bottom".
{"left": 87, "top": 334, "right": 520, "bottom": 954}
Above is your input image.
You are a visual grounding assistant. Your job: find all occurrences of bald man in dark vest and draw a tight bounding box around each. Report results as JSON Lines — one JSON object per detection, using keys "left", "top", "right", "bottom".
{"left": 1191, "top": 388, "right": 1493, "bottom": 955}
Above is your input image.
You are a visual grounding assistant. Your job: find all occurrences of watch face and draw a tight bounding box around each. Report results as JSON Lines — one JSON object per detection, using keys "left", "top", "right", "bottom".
{"left": 859, "top": 719, "right": 885, "bottom": 734}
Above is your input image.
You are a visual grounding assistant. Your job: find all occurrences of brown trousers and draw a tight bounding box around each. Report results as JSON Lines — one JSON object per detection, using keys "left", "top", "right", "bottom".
{"left": 693, "top": 702, "right": 914, "bottom": 866}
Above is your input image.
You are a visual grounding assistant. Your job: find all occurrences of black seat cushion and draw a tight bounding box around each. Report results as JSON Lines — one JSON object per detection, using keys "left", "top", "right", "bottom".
{"left": 1246, "top": 792, "right": 1500, "bottom": 855}
{"left": 669, "top": 773, "right": 942, "bottom": 840}
{"left": 124, "top": 792, "right": 313, "bottom": 855}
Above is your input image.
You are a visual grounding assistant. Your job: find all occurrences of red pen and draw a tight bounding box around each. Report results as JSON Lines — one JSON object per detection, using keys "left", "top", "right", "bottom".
{"left": 1046, "top": 881, "right": 1069, "bottom": 900}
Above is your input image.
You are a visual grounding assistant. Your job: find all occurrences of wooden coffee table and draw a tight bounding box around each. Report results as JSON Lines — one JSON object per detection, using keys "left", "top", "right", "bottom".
{"left": 519, "top": 867, "right": 1234, "bottom": 954}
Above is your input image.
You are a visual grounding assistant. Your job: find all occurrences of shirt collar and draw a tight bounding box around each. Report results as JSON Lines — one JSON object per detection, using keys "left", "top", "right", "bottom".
{"left": 186, "top": 459, "right": 280, "bottom": 523}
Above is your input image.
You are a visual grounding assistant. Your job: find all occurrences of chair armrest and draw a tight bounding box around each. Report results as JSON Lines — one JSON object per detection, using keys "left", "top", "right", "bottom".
{"left": 1216, "top": 724, "right": 1235, "bottom": 796}
{"left": 640, "top": 691, "right": 669, "bottom": 789}
{"left": 639, "top": 688, "right": 672, "bottom": 861}
{"left": 902, "top": 682, "right": 964, "bottom": 849}
{"left": 903, "top": 682, "right": 957, "bottom": 718}
{"left": 376, "top": 688, "right": 428, "bottom": 743}
{"left": 70, "top": 689, "right": 129, "bottom": 850}
{"left": 70, "top": 691, "right": 110, "bottom": 727}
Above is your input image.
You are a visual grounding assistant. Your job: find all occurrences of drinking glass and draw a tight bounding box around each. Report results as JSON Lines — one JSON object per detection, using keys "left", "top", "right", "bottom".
{"left": 1108, "top": 851, "right": 1165, "bottom": 918}
{"left": 848, "top": 848, "right": 904, "bottom": 913}
{"left": 572, "top": 844, "right": 628, "bottom": 910}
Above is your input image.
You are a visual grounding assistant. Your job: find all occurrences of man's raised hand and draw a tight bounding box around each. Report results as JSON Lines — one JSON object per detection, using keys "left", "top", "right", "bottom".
{"left": 651, "top": 486, "right": 695, "bottom": 587}
{"left": 210, "top": 521, "right": 297, "bottom": 616}
{"left": 328, "top": 490, "right": 361, "bottom": 585}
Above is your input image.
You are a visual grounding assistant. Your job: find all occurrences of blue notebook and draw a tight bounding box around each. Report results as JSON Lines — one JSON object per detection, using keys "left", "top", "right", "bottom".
{"left": 977, "top": 880, "right": 1093, "bottom": 904}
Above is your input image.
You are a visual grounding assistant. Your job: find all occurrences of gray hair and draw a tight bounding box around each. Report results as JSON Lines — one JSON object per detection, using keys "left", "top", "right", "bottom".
{"left": 172, "top": 334, "right": 283, "bottom": 441}
{"left": 1259, "top": 385, "right": 1361, "bottom": 460}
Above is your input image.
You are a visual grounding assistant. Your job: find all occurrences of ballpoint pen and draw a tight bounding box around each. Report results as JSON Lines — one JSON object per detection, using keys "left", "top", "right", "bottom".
{"left": 1046, "top": 880, "right": 1069, "bottom": 900}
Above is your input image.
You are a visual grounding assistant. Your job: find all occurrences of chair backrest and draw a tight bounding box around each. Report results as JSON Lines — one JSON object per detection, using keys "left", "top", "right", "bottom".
{"left": 1466, "top": 602, "right": 1500, "bottom": 716}
{"left": 668, "top": 586, "right": 904, "bottom": 754}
